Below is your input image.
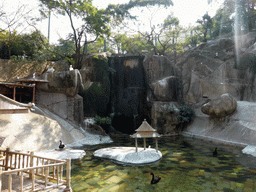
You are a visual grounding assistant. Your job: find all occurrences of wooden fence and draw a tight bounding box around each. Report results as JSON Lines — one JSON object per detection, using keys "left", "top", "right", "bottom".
{"left": 0, "top": 148, "right": 72, "bottom": 192}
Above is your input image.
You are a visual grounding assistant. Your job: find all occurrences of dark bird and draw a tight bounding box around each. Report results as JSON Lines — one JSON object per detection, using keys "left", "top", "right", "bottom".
{"left": 59, "top": 140, "right": 65, "bottom": 149}
{"left": 150, "top": 172, "right": 161, "bottom": 184}
{"left": 213, "top": 147, "right": 218, "bottom": 157}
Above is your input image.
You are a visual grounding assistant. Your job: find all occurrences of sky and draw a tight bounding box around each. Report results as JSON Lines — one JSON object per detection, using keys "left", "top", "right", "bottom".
{"left": 1, "top": 0, "right": 225, "bottom": 44}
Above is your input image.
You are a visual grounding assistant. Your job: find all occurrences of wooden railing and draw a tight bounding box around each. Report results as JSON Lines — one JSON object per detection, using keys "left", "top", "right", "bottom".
{"left": 0, "top": 148, "right": 72, "bottom": 192}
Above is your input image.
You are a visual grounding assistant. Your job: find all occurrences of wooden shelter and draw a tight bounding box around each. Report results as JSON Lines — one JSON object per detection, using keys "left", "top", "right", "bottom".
{"left": 130, "top": 119, "right": 161, "bottom": 152}
{"left": 0, "top": 73, "right": 48, "bottom": 104}
{"left": 14, "top": 73, "right": 49, "bottom": 103}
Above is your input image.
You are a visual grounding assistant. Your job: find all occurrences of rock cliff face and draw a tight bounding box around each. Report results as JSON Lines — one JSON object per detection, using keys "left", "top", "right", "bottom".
{"left": 173, "top": 32, "right": 256, "bottom": 105}
{"left": 143, "top": 55, "right": 182, "bottom": 135}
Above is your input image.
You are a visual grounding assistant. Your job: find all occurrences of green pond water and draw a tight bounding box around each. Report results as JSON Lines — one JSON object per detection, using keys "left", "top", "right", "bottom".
{"left": 71, "top": 135, "right": 256, "bottom": 192}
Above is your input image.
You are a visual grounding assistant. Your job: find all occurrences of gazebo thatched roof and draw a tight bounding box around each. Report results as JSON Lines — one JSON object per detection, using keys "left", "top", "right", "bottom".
{"left": 130, "top": 119, "right": 161, "bottom": 138}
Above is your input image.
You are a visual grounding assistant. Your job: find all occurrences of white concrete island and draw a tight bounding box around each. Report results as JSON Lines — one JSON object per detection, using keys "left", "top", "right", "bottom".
{"left": 93, "top": 147, "right": 162, "bottom": 165}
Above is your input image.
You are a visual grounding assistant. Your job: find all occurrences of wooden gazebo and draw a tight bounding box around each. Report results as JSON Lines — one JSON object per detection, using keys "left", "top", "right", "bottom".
{"left": 130, "top": 119, "right": 161, "bottom": 152}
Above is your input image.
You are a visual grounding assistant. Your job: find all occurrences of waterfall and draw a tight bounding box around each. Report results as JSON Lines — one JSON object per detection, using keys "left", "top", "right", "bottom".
{"left": 74, "top": 69, "right": 84, "bottom": 92}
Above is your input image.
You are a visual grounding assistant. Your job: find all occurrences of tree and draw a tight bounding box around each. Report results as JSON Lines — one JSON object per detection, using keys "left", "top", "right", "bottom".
{"left": 233, "top": 0, "right": 256, "bottom": 33}
{"left": 0, "top": 3, "right": 40, "bottom": 59}
{"left": 39, "top": 0, "right": 173, "bottom": 69}
{"left": 211, "top": 6, "right": 233, "bottom": 38}
{"left": 220, "top": 0, "right": 256, "bottom": 34}
{"left": 39, "top": 0, "right": 111, "bottom": 69}
{"left": 50, "top": 38, "right": 75, "bottom": 61}
{"left": 137, "top": 14, "right": 183, "bottom": 56}
{"left": 196, "top": 13, "right": 213, "bottom": 42}
{"left": 0, "top": 30, "right": 49, "bottom": 59}
{"left": 183, "top": 26, "right": 202, "bottom": 48}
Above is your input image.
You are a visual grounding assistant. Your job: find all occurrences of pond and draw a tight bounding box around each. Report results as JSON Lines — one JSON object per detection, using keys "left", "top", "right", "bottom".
{"left": 71, "top": 134, "right": 256, "bottom": 192}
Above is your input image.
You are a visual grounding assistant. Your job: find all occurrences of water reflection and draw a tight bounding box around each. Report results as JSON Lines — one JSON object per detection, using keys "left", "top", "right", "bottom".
{"left": 71, "top": 135, "right": 256, "bottom": 192}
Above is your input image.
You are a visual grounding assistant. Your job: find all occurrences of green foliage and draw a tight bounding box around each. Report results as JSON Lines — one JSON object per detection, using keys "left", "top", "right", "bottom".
{"left": 177, "top": 104, "right": 195, "bottom": 130}
{"left": 87, "top": 39, "right": 103, "bottom": 54}
{"left": 109, "top": 33, "right": 153, "bottom": 54}
{"left": 144, "top": 14, "right": 184, "bottom": 55}
{"left": 50, "top": 39, "right": 75, "bottom": 61}
{"left": 0, "top": 30, "right": 49, "bottom": 60}
{"left": 105, "top": 0, "right": 173, "bottom": 21}
{"left": 184, "top": 27, "right": 202, "bottom": 48}
{"left": 39, "top": 0, "right": 111, "bottom": 68}
{"left": 196, "top": 13, "right": 213, "bottom": 42}
{"left": 211, "top": 7, "right": 233, "bottom": 38}
{"left": 94, "top": 115, "right": 111, "bottom": 126}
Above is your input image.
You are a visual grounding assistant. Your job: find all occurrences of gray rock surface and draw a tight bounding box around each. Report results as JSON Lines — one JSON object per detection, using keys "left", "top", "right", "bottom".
{"left": 150, "top": 76, "right": 180, "bottom": 102}
{"left": 151, "top": 101, "right": 179, "bottom": 134}
{"left": 183, "top": 101, "right": 256, "bottom": 146}
{"left": 201, "top": 93, "right": 237, "bottom": 118}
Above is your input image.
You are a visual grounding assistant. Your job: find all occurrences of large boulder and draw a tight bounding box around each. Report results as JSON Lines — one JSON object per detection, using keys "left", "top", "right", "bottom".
{"left": 151, "top": 101, "right": 179, "bottom": 134}
{"left": 150, "top": 76, "right": 180, "bottom": 102}
{"left": 41, "top": 70, "right": 83, "bottom": 97}
{"left": 201, "top": 93, "right": 237, "bottom": 118}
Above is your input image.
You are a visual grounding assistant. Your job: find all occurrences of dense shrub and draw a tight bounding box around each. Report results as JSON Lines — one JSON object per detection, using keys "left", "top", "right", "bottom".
{"left": 176, "top": 104, "right": 195, "bottom": 132}
{"left": 94, "top": 115, "right": 111, "bottom": 127}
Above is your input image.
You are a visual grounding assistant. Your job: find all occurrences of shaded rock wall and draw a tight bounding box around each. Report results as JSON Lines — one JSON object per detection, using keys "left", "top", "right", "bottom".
{"left": 109, "top": 56, "right": 147, "bottom": 133}
{"left": 151, "top": 101, "right": 179, "bottom": 134}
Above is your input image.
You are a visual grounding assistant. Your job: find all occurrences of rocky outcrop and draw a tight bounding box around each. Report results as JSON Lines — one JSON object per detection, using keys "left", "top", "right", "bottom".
{"left": 83, "top": 119, "right": 108, "bottom": 136}
{"left": 174, "top": 33, "right": 256, "bottom": 105}
{"left": 201, "top": 93, "right": 237, "bottom": 118}
{"left": 41, "top": 70, "right": 83, "bottom": 97}
{"left": 143, "top": 55, "right": 180, "bottom": 84}
{"left": 151, "top": 101, "right": 179, "bottom": 134}
{"left": 146, "top": 56, "right": 183, "bottom": 135}
{"left": 150, "top": 76, "right": 180, "bottom": 102}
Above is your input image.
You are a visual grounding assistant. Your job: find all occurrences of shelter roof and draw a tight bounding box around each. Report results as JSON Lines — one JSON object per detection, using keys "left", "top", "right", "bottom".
{"left": 130, "top": 119, "right": 161, "bottom": 138}
{"left": 15, "top": 73, "right": 49, "bottom": 83}
{"left": 0, "top": 82, "right": 35, "bottom": 88}
{"left": 135, "top": 119, "right": 156, "bottom": 132}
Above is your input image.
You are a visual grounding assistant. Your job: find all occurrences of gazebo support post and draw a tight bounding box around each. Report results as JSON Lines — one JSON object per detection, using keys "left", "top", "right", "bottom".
{"left": 155, "top": 138, "right": 158, "bottom": 152}
{"left": 135, "top": 138, "right": 138, "bottom": 152}
{"left": 13, "top": 86, "right": 16, "bottom": 101}
{"left": 143, "top": 138, "right": 146, "bottom": 150}
{"left": 32, "top": 84, "right": 36, "bottom": 104}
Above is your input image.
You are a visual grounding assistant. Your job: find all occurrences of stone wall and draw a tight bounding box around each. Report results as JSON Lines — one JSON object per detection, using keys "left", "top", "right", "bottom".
{"left": 0, "top": 59, "right": 68, "bottom": 82}
{"left": 36, "top": 91, "right": 84, "bottom": 125}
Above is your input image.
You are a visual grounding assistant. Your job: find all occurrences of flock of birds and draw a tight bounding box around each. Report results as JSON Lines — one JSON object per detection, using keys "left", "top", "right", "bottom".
{"left": 59, "top": 139, "right": 218, "bottom": 185}
{"left": 150, "top": 147, "right": 218, "bottom": 185}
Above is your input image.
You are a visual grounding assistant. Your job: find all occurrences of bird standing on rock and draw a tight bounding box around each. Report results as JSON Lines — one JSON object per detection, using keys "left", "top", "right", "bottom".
{"left": 59, "top": 140, "right": 65, "bottom": 149}
{"left": 150, "top": 172, "right": 161, "bottom": 184}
